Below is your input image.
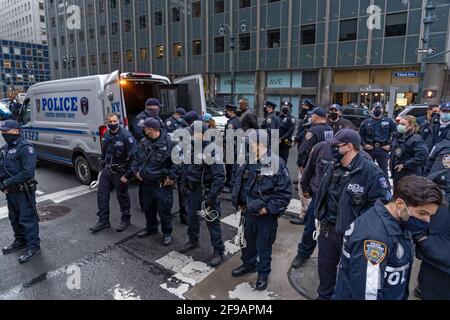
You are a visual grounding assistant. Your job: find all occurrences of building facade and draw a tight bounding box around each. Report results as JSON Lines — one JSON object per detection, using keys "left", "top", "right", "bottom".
{"left": 46, "top": 0, "right": 450, "bottom": 117}
{"left": 0, "top": 0, "right": 47, "bottom": 45}
{"left": 0, "top": 39, "right": 50, "bottom": 98}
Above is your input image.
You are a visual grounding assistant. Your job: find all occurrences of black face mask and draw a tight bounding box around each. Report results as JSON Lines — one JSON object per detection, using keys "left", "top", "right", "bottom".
{"left": 331, "top": 145, "right": 346, "bottom": 162}
{"left": 2, "top": 133, "right": 21, "bottom": 144}
{"left": 108, "top": 124, "right": 119, "bottom": 131}
{"left": 282, "top": 107, "right": 290, "bottom": 115}
{"left": 329, "top": 113, "right": 339, "bottom": 121}
{"left": 373, "top": 110, "right": 383, "bottom": 118}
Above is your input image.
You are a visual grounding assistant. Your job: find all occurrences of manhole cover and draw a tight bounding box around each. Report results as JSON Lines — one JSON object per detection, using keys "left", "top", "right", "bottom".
{"left": 38, "top": 205, "right": 72, "bottom": 222}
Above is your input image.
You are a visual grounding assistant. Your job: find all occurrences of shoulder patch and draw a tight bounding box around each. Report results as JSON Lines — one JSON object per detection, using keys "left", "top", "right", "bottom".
{"left": 28, "top": 146, "right": 35, "bottom": 154}
{"left": 228, "top": 124, "right": 234, "bottom": 129}
{"left": 128, "top": 137, "right": 134, "bottom": 144}
{"left": 305, "top": 132, "right": 313, "bottom": 141}
{"left": 379, "top": 177, "right": 389, "bottom": 189}
{"left": 443, "top": 155, "right": 450, "bottom": 169}
{"left": 292, "top": 118, "right": 296, "bottom": 124}
{"left": 166, "top": 121, "right": 172, "bottom": 126}
{"left": 364, "top": 240, "right": 387, "bottom": 266}
{"left": 267, "top": 118, "right": 272, "bottom": 125}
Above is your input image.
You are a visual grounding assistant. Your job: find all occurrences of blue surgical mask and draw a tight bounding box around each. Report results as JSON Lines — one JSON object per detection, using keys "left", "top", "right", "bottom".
{"left": 401, "top": 217, "right": 430, "bottom": 236}
{"left": 397, "top": 124, "right": 408, "bottom": 134}
{"left": 441, "top": 112, "right": 450, "bottom": 123}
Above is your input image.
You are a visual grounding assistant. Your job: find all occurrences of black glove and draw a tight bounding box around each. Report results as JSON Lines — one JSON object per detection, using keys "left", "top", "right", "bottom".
{"left": 99, "top": 160, "right": 106, "bottom": 170}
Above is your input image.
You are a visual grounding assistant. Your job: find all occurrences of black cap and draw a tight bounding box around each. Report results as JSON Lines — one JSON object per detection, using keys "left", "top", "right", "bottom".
{"left": 145, "top": 98, "right": 160, "bottom": 107}
{"left": 188, "top": 121, "right": 209, "bottom": 134}
{"left": 0, "top": 120, "right": 21, "bottom": 131}
{"left": 265, "top": 101, "right": 277, "bottom": 109}
{"left": 312, "top": 107, "right": 328, "bottom": 118}
{"left": 185, "top": 111, "right": 200, "bottom": 125}
{"left": 303, "top": 99, "right": 315, "bottom": 109}
{"left": 143, "top": 118, "right": 161, "bottom": 130}
{"left": 175, "top": 107, "right": 187, "bottom": 116}
{"left": 225, "top": 104, "right": 238, "bottom": 111}
{"left": 427, "top": 169, "right": 449, "bottom": 189}
{"left": 328, "top": 129, "right": 362, "bottom": 146}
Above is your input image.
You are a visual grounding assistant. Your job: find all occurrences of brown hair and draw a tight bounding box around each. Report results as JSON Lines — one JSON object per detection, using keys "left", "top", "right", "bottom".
{"left": 106, "top": 113, "right": 120, "bottom": 121}
{"left": 394, "top": 175, "right": 446, "bottom": 207}
{"left": 402, "top": 115, "right": 419, "bottom": 134}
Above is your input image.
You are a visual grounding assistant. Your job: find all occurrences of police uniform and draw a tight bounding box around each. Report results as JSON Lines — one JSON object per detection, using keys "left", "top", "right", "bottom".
{"left": 224, "top": 105, "right": 242, "bottom": 189}
{"left": 360, "top": 115, "right": 397, "bottom": 175}
{"left": 181, "top": 132, "right": 226, "bottom": 265}
{"left": 297, "top": 121, "right": 334, "bottom": 168}
{"left": 314, "top": 152, "right": 391, "bottom": 300}
{"left": 261, "top": 102, "right": 280, "bottom": 140}
{"left": 165, "top": 108, "right": 188, "bottom": 134}
{"left": 0, "top": 120, "right": 39, "bottom": 263}
{"left": 132, "top": 120, "right": 177, "bottom": 243}
{"left": 334, "top": 200, "right": 414, "bottom": 300}
{"left": 232, "top": 155, "right": 292, "bottom": 290}
{"left": 390, "top": 132, "right": 428, "bottom": 186}
{"left": 420, "top": 115, "right": 440, "bottom": 151}
{"left": 424, "top": 132, "right": 450, "bottom": 176}
{"left": 416, "top": 169, "right": 450, "bottom": 300}
{"left": 279, "top": 108, "right": 296, "bottom": 163}
{"left": 328, "top": 117, "right": 355, "bottom": 135}
{"left": 92, "top": 127, "right": 137, "bottom": 232}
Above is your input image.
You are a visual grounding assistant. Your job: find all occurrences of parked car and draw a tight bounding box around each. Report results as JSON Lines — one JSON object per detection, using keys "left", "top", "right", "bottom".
{"left": 341, "top": 105, "right": 372, "bottom": 127}
{"left": 395, "top": 105, "right": 428, "bottom": 123}
{"left": 0, "top": 101, "right": 12, "bottom": 120}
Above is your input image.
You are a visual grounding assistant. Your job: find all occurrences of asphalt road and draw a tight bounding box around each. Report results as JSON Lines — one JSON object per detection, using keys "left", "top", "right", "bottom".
{"left": 0, "top": 142, "right": 301, "bottom": 300}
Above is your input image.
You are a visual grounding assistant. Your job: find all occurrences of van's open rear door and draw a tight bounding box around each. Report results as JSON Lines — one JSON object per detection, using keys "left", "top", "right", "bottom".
{"left": 103, "top": 70, "right": 128, "bottom": 128}
{"left": 173, "top": 74, "right": 207, "bottom": 115}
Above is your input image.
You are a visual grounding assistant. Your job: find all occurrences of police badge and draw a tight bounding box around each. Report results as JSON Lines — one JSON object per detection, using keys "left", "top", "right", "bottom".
{"left": 364, "top": 240, "right": 387, "bottom": 265}
{"left": 443, "top": 155, "right": 450, "bottom": 169}
{"left": 395, "top": 148, "right": 402, "bottom": 157}
{"left": 305, "top": 132, "right": 313, "bottom": 141}
{"left": 81, "top": 97, "right": 89, "bottom": 115}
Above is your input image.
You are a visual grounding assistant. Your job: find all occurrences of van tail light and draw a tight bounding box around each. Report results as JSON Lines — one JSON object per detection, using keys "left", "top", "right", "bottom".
{"left": 123, "top": 117, "right": 129, "bottom": 128}
{"left": 99, "top": 125, "right": 108, "bottom": 139}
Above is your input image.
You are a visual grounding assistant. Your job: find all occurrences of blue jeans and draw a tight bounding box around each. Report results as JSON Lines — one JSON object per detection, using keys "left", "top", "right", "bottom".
{"left": 7, "top": 191, "right": 40, "bottom": 250}
{"left": 297, "top": 195, "right": 317, "bottom": 260}
{"left": 187, "top": 186, "right": 225, "bottom": 254}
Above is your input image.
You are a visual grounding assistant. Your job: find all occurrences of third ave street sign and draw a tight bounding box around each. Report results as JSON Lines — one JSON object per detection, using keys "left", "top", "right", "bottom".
{"left": 416, "top": 48, "right": 436, "bottom": 55}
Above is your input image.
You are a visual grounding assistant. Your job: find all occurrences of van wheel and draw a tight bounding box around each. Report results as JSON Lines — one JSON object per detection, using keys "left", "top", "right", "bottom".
{"left": 74, "top": 156, "right": 92, "bottom": 185}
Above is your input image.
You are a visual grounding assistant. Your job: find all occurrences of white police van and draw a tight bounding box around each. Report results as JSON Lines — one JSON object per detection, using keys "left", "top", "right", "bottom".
{"left": 19, "top": 71, "right": 206, "bottom": 184}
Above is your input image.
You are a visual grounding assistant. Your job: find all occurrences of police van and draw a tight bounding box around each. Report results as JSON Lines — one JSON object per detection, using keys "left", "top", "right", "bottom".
{"left": 19, "top": 71, "right": 206, "bottom": 184}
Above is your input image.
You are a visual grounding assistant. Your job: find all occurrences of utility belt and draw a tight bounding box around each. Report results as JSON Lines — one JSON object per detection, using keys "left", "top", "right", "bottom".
{"left": 281, "top": 139, "right": 293, "bottom": 147}
{"left": 369, "top": 141, "right": 389, "bottom": 148}
{"left": 187, "top": 180, "right": 210, "bottom": 192}
{"left": 4, "top": 179, "right": 38, "bottom": 194}
{"left": 145, "top": 178, "right": 169, "bottom": 188}
{"left": 106, "top": 163, "right": 127, "bottom": 174}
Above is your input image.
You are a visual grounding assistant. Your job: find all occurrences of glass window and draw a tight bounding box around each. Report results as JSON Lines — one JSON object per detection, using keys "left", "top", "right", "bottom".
{"left": 301, "top": 24, "right": 316, "bottom": 45}
{"left": 385, "top": 12, "right": 407, "bottom": 37}
{"left": 339, "top": 19, "right": 357, "bottom": 41}
{"left": 267, "top": 29, "right": 281, "bottom": 48}
{"left": 214, "top": 37, "right": 224, "bottom": 53}
{"left": 173, "top": 43, "right": 182, "bottom": 57}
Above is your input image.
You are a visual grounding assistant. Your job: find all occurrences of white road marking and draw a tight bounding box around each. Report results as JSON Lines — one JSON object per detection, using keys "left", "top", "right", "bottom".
{"left": 228, "top": 283, "right": 280, "bottom": 300}
{"left": 36, "top": 190, "right": 44, "bottom": 196}
{"left": 221, "top": 211, "right": 241, "bottom": 229}
{"left": 224, "top": 240, "right": 241, "bottom": 256}
{"left": 109, "top": 284, "right": 141, "bottom": 300}
{"left": 0, "top": 185, "right": 95, "bottom": 221}
{"left": 286, "top": 199, "right": 302, "bottom": 214}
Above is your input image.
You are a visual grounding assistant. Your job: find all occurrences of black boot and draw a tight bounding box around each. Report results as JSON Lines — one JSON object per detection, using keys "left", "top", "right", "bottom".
{"left": 2, "top": 239, "right": 27, "bottom": 255}
{"left": 291, "top": 255, "right": 308, "bottom": 269}
{"left": 116, "top": 220, "right": 131, "bottom": 233}
{"left": 179, "top": 240, "right": 200, "bottom": 253}
{"left": 232, "top": 265, "right": 257, "bottom": 278}
{"left": 18, "top": 247, "right": 41, "bottom": 264}
{"left": 208, "top": 252, "right": 224, "bottom": 267}
{"left": 255, "top": 275, "right": 268, "bottom": 291}
{"left": 137, "top": 229, "right": 159, "bottom": 238}
{"left": 180, "top": 212, "right": 189, "bottom": 226}
{"left": 90, "top": 221, "right": 111, "bottom": 233}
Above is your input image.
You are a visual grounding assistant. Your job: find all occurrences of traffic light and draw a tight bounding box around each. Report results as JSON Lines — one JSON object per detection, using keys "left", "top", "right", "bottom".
{"left": 423, "top": 90, "right": 437, "bottom": 99}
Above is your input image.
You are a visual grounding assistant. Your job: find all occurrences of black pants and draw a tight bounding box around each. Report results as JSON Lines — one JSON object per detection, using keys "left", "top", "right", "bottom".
{"left": 142, "top": 182, "right": 174, "bottom": 235}
{"left": 317, "top": 228, "right": 343, "bottom": 300}
{"left": 177, "top": 180, "right": 189, "bottom": 217}
{"left": 420, "top": 262, "right": 450, "bottom": 300}
{"left": 297, "top": 195, "right": 317, "bottom": 260}
{"left": 279, "top": 143, "right": 290, "bottom": 163}
{"left": 225, "top": 164, "right": 234, "bottom": 188}
{"left": 97, "top": 168, "right": 131, "bottom": 224}
{"left": 367, "top": 147, "right": 389, "bottom": 175}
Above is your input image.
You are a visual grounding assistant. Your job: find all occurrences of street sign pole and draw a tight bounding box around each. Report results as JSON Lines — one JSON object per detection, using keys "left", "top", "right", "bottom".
{"left": 418, "top": 0, "right": 436, "bottom": 103}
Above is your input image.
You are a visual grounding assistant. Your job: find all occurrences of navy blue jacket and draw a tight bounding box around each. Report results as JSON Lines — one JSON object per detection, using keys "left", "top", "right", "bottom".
{"left": 432, "top": 120, "right": 450, "bottom": 147}
{"left": 360, "top": 117, "right": 397, "bottom": 145}
{"left": 390, "top": 133, "right": 428, "bottom": 180}
{"left": 165, "top": 115, "right": 188, "bottom": 134}
{"left": 0, "top": 137, "right": 36, "bottom": 187}
{"left": 183, "top": 141, "right": 225, "bottom": 201}
{"left": 132, "top": 133, "right": 177, "bottom": 183}
{"left": 334, "top": 201, "right": 414, "bottom": 300}
{"left": 420, "top": 116, "right": 440, "bottom": 151}
{"left": 327, "top": 117, "right": 356, "bottom": 135}
{"left": 425, "top": 134, "right": 450, "bottom": 176}
{"left": 101, "top": 127, "right": 137, "bottom": 179}
{"left": 279, "top": 113, "right": 296, "bottom": 142}
{"left": 233, "top": 156, "right": 292, "bottom": 217}
{"left": 297, "top": 123, "right": 334, "bottom": 167}
{"left": 315, "top": 154, "right": 392, "bottom": 236}
{"left": 261, "top": 111, "right": 280, "bottom": 139}
{"left": 132, "top": 110, "right": 165, "bottom": 141}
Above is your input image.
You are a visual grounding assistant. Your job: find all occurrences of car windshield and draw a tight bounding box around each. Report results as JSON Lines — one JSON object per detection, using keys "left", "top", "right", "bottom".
{"left": 207, "top": 107, "right": 224, "bottom": 117}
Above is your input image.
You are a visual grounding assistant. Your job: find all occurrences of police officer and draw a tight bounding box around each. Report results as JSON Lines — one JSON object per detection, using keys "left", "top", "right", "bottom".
{"left": 279, "top": 102, "right": 296, "bottom": 163}
{"left": 165, "top": 107, "right": 188, "bottom": 134}
{"left": 132, "top": 98, "right": 165, "bottom": 212}
{"left": 334, "top": 175, "right": 444, "bottom": 300}
{"left": 90, "top": 113, "right": 137, "bottom": 234}
{"left": 431, "top": 102, "right": 450, "bottom": 146}
{"left": 132, "top": 98, "right": 165, "bottom": 142}
{"left": 420, "top": 104, "right": 441, "bottom": 151}
{"left": 415, "top": 170, "right": 450, "bottom": 300}
{"left": 9, "top": 98, "right": 21, "bottom": 121}
{"left": 390, "top": 116, "right": 428, "bottom": 187}
{"left": 0, "top": 120, "right": 40, "bottom": 264}
{"left": 132, "top": 118, "right": 177, "bottom": 246}
{"left": 184, "top": 111, "right": 201, "bottom": 127}
{"left": 297, "top": 107, "right": 334, "bottom": 169}
{"left": 424, "top": 130, "right": 449, "bottom": 176}
{"left": 261, "top": 101, "right": 280, "bottom": 140}
{"left": 224, "top": 104, "right": 242, "bottom": 191}
{"left": 179, "top": 122, "right": 226, "bottom": 267}
{"left": 231, "top": 134, "right": 292, "bottom": 291}
{"left": 327, "top": 104, "right": 355, "bottom": 134}
{"left": 360, "top": 103, "right": 397, "bottom": 175}
{"left": 239, "top": 98, "right": 259, "bottom": 131}
{"left": 314, "top": 129, "right": 392, "bottom": 300}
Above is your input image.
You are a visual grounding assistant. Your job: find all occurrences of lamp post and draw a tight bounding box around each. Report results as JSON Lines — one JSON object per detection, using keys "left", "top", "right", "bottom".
{"left": 219, "top": 20, "right": 248, "bottom": 104}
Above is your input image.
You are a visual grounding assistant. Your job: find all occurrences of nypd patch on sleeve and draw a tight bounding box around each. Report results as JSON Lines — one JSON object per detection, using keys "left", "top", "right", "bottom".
{"left": 364, "top": 240, "right": 387, "bottom": 266}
